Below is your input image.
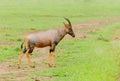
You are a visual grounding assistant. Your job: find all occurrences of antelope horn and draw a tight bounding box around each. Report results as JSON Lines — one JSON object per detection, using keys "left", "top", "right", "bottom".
{"left": 64, "top": 17, "right": 71, "bottom": 26}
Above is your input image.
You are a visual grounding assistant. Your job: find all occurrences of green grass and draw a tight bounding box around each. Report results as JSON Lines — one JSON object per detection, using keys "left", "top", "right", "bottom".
{"left": 0, "top": 0, "right": 120, "bottom": 81}
{"left": 0, "top": 0, "right": 120, "bottom": 31}
{"left": 0, "top": 45, "right": 20, "bottom": 62}
{"left": 28, "top": 23, "right": 120, "bottom": 81}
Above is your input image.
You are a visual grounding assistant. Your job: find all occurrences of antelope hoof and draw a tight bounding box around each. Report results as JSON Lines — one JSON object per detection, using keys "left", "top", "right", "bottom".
{"left": 30, "top": 65, "right": 35, "bottom": 68}
{"left": 48, "top": 63, "right": 52, "bottom": 67}
{"left": 18, "top": 66, "right": 21, "bottom": 69}
{"left": 48, "top": 64, "right": 56, "bottom": 68}
{"left": 52, "top": 65, "right": 56, "bottom": 68}
{"left": 47, "top": 62, "right": 50, "bottom": 67}
{"left": 48, "top": 64, "right": 52, "bottom": 67}
{"left": 17, "top": 64, "right": 21, "bottom": 69}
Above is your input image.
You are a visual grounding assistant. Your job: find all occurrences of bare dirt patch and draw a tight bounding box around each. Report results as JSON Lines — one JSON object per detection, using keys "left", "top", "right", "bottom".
{"left": 0, "top": 41, "right": 19, "bottom": 46}
{"left": 114, "top": 35, "right": 120, "bottom": 40}
{"left": 113, "top": 29, "right": 120, "bottom": 40}
{"left": 73, "top": 17, "right": 120, "bottom": 40}
{"left": 0, "top": 47, "right": 52, "bottom": 81}
{"left": 1, "top": 17, "right": 120, "bottom": 81}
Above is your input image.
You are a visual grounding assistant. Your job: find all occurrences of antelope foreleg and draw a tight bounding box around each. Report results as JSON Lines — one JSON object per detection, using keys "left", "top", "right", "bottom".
{"left": 48, "top": 52, "right": 55, "bottom": 67}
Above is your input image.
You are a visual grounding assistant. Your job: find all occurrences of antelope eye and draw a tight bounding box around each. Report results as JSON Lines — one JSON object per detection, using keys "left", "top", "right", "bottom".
{"left": 69, "top": 28, "right": 72, "bottom": 31}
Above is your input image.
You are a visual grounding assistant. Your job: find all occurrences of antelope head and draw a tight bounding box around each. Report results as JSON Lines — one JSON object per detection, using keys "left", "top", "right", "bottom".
{"left": 63, "top": 18, "right": 75, "bottom": 37}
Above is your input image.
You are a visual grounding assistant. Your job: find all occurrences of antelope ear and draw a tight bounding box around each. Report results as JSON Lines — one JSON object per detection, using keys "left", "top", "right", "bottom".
{"left": 63, "top": 22, "right": 66, "bottom": 25}
{"left": 63, "top": 22, "right": 68, "bottom": 29}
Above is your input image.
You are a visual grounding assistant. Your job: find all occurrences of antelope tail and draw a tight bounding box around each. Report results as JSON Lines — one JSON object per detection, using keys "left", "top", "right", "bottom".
{"left": 21, "top": 42, "right": 24, "bottom": 49}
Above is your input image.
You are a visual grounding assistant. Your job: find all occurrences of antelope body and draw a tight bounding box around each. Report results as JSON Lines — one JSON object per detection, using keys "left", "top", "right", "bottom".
{"left": 18, "top": 18, "right": 75, "bottom": 68}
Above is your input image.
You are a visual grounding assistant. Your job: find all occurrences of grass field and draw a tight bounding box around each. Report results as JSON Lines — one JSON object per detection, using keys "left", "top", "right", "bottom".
{"left": 0, "top": 0, "right": 120, "bottom": 81}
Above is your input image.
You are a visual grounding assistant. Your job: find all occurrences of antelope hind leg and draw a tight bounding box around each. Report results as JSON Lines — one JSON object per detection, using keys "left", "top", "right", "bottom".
{"left": 26, "top": 53, "right": 35, "bottom": 68}
{"left": 18, "top": 52, "right": 25, "bottom": 69}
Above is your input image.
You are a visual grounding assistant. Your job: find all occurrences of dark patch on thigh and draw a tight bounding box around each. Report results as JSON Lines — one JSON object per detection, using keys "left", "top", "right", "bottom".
{"left": 28, "top": 44, "right": 34, "bottom": 53}
{"left": 28, "top": 48, "right": 34, "bottom": 53}
{"left": 23, "top": 48, "right": 27, "bottom": 53}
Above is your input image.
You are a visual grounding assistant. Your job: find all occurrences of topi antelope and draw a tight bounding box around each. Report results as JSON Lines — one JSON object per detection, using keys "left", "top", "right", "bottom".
{"left": 18, "top": 18, "right": 75, "bottom": 68}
